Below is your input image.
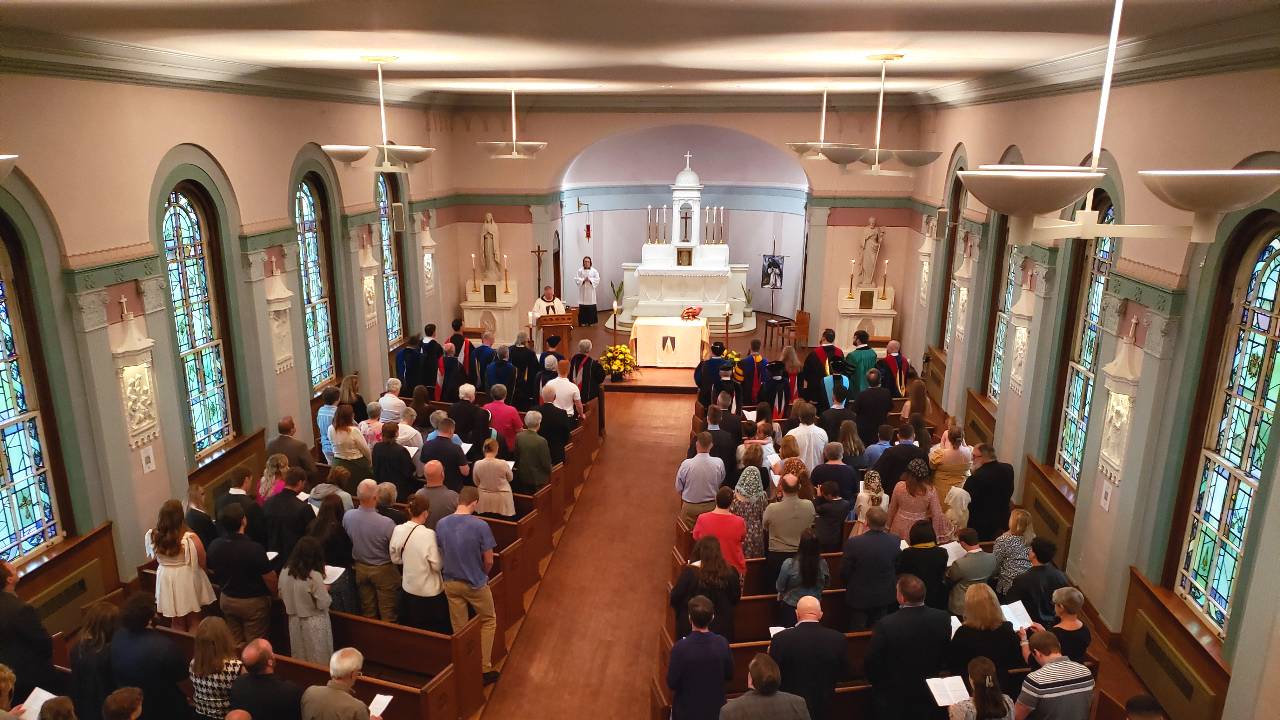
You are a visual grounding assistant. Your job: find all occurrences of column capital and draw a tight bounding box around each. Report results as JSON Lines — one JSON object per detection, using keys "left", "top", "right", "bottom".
{"left": 139, "top": 275, "right": 168, "bottom": 315}
{"left": 1142, "top": 309, "right": 1180, "bottom": 360}
{"left": 806, "top": 206, "right": 831, "bottom": 226}
{"left": 1030, "top": 262, "right": 1056, "bottom": 299}
{"left": 74, "top": 289, "right": 109, "bottom": 333}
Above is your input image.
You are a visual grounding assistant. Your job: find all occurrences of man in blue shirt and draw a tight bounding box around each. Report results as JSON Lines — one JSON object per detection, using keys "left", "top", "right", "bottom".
{"left": 666, "top": 595, "right": 733, "bottom": 719}
{"left": 676, "top": 432, "right": 724, "bottom": 526}
{"left": 315, "top": 385, "right": 341, "bottom": 463}
{"left": 437, "top": 487, "right": 500, "bottom": 684}
{"left": 861, "top": 424, "right": 895, "bottom": 468}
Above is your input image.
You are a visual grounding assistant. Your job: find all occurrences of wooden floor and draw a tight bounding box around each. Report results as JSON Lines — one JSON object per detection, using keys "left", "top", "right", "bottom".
{"left": 480, "top": 393, "right": 686, "bottom": 719}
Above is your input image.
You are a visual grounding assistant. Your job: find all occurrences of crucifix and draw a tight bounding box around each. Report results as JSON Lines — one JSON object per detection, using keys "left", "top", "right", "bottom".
{"left": 530, "top": 244, "right": 547, "bottom": 296}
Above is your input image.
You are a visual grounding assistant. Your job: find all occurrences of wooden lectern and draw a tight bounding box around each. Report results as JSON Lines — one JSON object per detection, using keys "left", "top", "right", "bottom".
{"left": 536, "top": 308, "right": 577, "bottom": 351}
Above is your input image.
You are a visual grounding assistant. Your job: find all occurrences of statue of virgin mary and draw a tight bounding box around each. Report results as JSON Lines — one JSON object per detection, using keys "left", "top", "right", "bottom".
{"left": 481, "top": 212, "right": 501, "bottom": 276}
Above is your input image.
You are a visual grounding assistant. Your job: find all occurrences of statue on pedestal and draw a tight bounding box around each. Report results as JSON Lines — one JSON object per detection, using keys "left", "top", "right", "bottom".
{"left": 857, "top": 217, "right": 885, "bottom": 285}
{"left": 481, "top": 212, "right": 501, "bottom": 277}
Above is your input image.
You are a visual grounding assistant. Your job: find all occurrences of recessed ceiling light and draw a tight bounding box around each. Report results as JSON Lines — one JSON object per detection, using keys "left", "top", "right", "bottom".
{"left": 360, "top": 55, "right": 399, "bottom": 64}
{"left": 866, "top": 53, "right": 904, "bottom": 62}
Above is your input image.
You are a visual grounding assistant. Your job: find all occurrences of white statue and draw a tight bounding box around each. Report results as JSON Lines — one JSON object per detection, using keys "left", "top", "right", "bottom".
{"left": 857, "top": 217, "right": 885, "bottom": 285}
{"left": 481, "top": 212, "right": 501, "bottom": 276}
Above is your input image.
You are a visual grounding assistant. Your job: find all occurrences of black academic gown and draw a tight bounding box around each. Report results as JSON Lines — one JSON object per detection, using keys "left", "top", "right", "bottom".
{"left": 801, "top": 344, "right": 843, "bottom": 410}
{"left": 419, "top": 339, "right": 445, "bottom": 397}
{"left": 440, "top": 357, "right": 465, "bottom": 402}
{"left": 736, "top": 352, "right": 768, "bottom": 407}
{"left": 570, "top": 353, "right": 608, "bottom": 433}
{"left": 448, "top": 334, "right": 479, "bottom": 383}
{"left": 508, "top": 344, "right": 538, "bottom": 408}
{"left": 693, "top": 356, "right": 727, "bottom": 406}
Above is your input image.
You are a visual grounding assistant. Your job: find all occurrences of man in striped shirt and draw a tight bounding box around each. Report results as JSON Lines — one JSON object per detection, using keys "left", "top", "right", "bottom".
{"left": 1015, "top": 631, "right": 1094, "bottom": 719}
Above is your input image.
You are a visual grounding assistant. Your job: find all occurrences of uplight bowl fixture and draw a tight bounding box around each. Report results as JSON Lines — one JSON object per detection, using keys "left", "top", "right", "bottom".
{"left": 958, "top": 170, "right": 1105, "bottom": 217}
{"left": 0, "top": 155, "right": 17, "bottom": 183}
{"left": 478, "top": 90, "right": 548, "bottom": 159}
{"left": 320, "top": 145, "right": 372, "bottom": 164}
{"left": 1140, "top": 169, "right": 1280, "bottom": 243}
{"left": 786, "top": 89, "right": 862, "bottom": 161}
{"left": 348, "top": 57, "right": 435, "bottom": 174}
{"left": 828, "top": 54, "right": 940, "bottom": 175}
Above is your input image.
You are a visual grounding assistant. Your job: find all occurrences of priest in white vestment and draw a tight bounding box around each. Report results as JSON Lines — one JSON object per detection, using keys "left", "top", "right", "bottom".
{"left": 532, "top": 285, "right": 566, "bottom": 347}
{"left": 574, "top": 256, "right": 601, "bottom": 326}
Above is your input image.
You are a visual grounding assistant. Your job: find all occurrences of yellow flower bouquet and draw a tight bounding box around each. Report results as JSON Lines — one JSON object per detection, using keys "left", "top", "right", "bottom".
{"left": 600, "top": 344, "right": 639, "bottom": 379}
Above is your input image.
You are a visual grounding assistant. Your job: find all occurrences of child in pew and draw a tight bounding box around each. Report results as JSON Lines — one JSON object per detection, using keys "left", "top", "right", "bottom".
{"left": 279, "top": 537, "right": 334, "bottom": 666}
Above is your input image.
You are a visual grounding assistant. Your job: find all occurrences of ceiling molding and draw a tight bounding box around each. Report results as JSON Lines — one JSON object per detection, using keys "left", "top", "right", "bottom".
{"left": 2, "top": 9, "right": 1278, "bottom": 112}
{"left": 924, "top": 8, "right": 1280, "bottom": 107}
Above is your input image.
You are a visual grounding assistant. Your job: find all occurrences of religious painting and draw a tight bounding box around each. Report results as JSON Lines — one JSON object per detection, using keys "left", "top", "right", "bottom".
{"left": 761, "top": 255, "right": 784, "bottom": 289}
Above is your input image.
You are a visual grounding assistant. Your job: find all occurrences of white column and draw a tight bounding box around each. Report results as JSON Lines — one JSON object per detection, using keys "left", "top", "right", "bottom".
{"left": 417, "top": 209, "right": 444, "bottom": 326}
{"left": 802, "top": 207, "right": 831, "bottom": 344}
{"left": 941, "top": 230, "right": 981, "bottom": 416}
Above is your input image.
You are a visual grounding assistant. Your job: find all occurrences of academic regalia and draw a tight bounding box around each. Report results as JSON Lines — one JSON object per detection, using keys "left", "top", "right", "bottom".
{"left": 536, "top": 368, "right": 559, "bottom": 395}
{"left": 847, "top": 344, "right": 879, "bottom": 392}
{"left": 822, "top": 358, "right": 854, "bottom": 408}
{"left": 538, "top": 349, "right": 565, "bottom": 373}
{"left": 485, "top": 359, "right": 516, "bottom": 393}
{"left": 448, "top": 333, "right": 478, "bottom": 383}
{"left": 419, "top": 339, "right": 444, "bottom": 396}
{"left": 508, "top": 344, "right": 538, "bottom": 409}
{"left": 735, "top": 350, "right": 768, "bottom": 408}
{"left": 440, "top": 356, "right": 465, "bottom": 402}
{"left": 762, "top": 361, "right": 794, "bottom": 419}
{"left": 876, "top": 352, "right": 912, "bottom": 398}
{"left": 473, "top": 343, "right": 496, "bottom": 390}
{"left": 398, "top": 345, "right": 425, "bottom": 394}
{"left": 801, "top": 343, "right": 844, "bottom": 411}
{"left": 694, "top": 344, "right": 728, "bottom": 407}
{"left": 569, "top": 352, "right": 607, "bottom": 433}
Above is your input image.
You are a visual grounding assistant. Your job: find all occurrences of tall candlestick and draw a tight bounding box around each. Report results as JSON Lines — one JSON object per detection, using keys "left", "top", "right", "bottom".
{"left": 470, "top": 253, "right": 475, "bottom": 269}
{"left": 847, "top": 260, "right": 855, "bottom": 299}
{"left": 880, "top": 259, "right": 889, "bottom": 299}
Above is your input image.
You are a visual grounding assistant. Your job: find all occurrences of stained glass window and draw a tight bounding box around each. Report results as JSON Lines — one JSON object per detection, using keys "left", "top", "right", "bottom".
{"left": 377, "top": 175, "right": 404, "bottom": 344}
{"left": 987, "top": 240, "right": 1019, "bottom": 402}
{"left": 1054, "top": 197, "right": 1116, "bottom": 485}
{"left": 294, "top": 180, "right": 336, "bottom": 389}
{"left": 1177, "top": 229, "right": 1280, "bottom": 637}
{"left": 942, "top": 229, "right": 969, "bottom": 352}
{"left": 163, "top": 190, "right": 233, "bottom": 458}
{"left": 0, "top": 245, "right": 59, "bottom": 562}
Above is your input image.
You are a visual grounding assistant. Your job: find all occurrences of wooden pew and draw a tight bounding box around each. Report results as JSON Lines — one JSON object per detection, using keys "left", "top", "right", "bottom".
{"left": 157, "top": 625, "right": 460, "bottom": 720}
{"left": 560, "top": 442, "right": 581, "bottom": 511}
{"left": 482, "top": 516, "right": 537, "bottom": 605}
{"left": 546, "top": 463, "right": 568, "bottom": 530}
{"left": 513, "top": 485, "right": 554, "bottom": 564}
{"left": 328, "top": 610, "right": 485, "bottom": 719}
{"left": 730, "top": 589, "right": 849, "bottom": 642}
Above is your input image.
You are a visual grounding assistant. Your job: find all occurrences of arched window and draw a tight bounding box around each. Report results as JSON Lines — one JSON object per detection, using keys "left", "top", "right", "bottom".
{"left": 1176, "top": 223, "right": 1280, "bottom": 636}
{"left": 0, "top": 229, "right": 61, "bottom": 561}
{"left": 985, "top": 222, "right": 1016, "bottom": 402}
{"left": 163, "top": 187, "right": 235, "bottom": 458}
{"left": 1053, "top": 191, "right": 1116, "bottom": 485}
{"left": 934, "top": 176, "right": 967, "bottom": 350}
{"left": 376, "top": 175, "right": 405, "bottom": 344}
{"left": 295, "top": 177, "right": 338, "bottom": 389}
{"left": 942, "top": 229, "right": 969, "bottom": 352}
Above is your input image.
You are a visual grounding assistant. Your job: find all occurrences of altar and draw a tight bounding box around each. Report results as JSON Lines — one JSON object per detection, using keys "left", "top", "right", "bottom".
{"left": 629, "top": 317, "right": 709, "bottom": 368}
{"left": 616, "top": 153, "right": 755, "bottom": 333}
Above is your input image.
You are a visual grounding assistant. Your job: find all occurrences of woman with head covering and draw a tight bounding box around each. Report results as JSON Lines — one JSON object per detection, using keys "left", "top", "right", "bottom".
{"left": 851, "top": 469, "right": 889, "bottom": 536}
{"left": 885, "top": 457, "right": 953, "bottom": 542}
{"left": 730, "top": 464, "right": 770, "bottom": 559}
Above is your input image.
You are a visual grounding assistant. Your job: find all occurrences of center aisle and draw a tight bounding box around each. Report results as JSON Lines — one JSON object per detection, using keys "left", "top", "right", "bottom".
{"left": 480, "top": 392, "right": 688, "bottom": 719}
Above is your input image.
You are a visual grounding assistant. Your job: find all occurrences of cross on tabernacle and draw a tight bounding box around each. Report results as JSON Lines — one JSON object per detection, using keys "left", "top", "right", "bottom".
{"left": 684, "top": 151, "right": 693, "bottom": 167}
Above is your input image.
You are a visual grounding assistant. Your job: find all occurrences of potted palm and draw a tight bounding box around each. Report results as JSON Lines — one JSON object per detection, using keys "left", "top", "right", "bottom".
{"left": 740, "top": 283, "right": 754, "bottom": 318}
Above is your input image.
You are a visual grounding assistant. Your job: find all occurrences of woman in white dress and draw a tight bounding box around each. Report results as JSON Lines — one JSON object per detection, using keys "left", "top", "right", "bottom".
{"left": 575, "top": 256, "right": 601, "bottom": 326}
{"left": 145, "top": 499, "right": 215, "bottom": 631}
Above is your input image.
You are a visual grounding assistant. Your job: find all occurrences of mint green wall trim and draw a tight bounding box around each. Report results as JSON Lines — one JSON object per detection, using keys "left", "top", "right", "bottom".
{"left": 1105, "top": 273, "right": 1185, "bottom": 315}
{"left": 410, "top": 193, "right": 558, "bottom": 211}
{"left": 0, "top": 185, "right": 96, "bottom": 535}
{"left": 65, "top": 255, "right": 161, "bottom": 292}
{"left": 344, "top": 210, "right": 380, "bottom": 228}
{"left": 807, "top": 195, "right": 938, "bottom": 213}
{"left": 240, "top": 226, "right": 294, "bottom": 254}
{"left": 1020, "top": 242, "right": 1058, "bottom": 268}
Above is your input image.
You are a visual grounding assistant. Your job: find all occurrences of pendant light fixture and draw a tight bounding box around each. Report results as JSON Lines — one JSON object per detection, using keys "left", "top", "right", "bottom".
{"left": 958, "top": 0, "right": 1280, "bottom": 249}
{"left": 824, "top": 54, "right": 940, "bottom": 173}
{"left": 477, "top": 90, "right": 548, "bottom": 159}
{"left": 786, "top": 88, "right": 860, "bottom": 163}
{"left": 323, "top": 57, "right": 435, "bottom": 172}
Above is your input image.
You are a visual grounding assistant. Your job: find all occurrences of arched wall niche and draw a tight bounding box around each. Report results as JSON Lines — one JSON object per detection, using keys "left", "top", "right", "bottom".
{"left": 558, "top": 124, "right": 811, "bottom": 318}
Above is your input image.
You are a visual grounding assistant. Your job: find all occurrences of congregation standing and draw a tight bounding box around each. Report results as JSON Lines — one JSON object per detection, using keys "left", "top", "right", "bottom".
{"left": 667, "top": 329, "right": 1142, "bottom": 720}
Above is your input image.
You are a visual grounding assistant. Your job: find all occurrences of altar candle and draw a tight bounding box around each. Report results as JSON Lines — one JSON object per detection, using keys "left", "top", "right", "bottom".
{"left": 503, "top": 253, "right": 508, "bottom": 268}
{"left": 528, "top": 311, "right": 534, "bottom": 325}
{"left": 470, "top": 253, "right": 475, "bottom": 269}
{"left": 647, "top": 205, "right": 652, "bottom": 224}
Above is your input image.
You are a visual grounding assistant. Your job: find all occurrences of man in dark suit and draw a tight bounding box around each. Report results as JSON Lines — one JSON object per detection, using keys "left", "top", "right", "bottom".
{"left": 689, "top": 406, "right": 739, "bottom": 482}
{"left": 966, "top": 442, "right": 1015, "bottom": 541}
{"left": 769, "top": 595, "right": 849, "bottom": 720}
{"left": 870, "top": 423, "right": 929, "bottom": 498}
{"left": 866, "top": 574, "right": 951, "bottom": 720}
{"left": 714, "top": 390, "right": 745, "bottom": 446}
{"left": 448, "top": 386, "right": 484, "bottom": 442}
{"left": 841, "top": 506, "right": 900, "bottom": 631}
{"left": 263, "top": 468, "right": 315, "bottom": 570}
{"left": 185, "top": 483, "right": 217, "bottom": 550}
{"left": 215, "top": 467, "right": 267, "bottom": 545}
{"left": 0, "top": 559, "right": 56, "bottom": 702}
{"left": 228, "top": 639, "right": 303, "bottom": 720}
{"left": 536, "top": 384, "right": 572, "bottom": 465}
{"left": 1007, "top": 538, "right": 1070, "bottom": 626}
{"left": 852, "top": 368, "right": 894, "bottom": 446}
{"left": 265, "top": 416, "right": 317, "bottom": 477}
{"left": 820, "top": 383, "right": 858, "bottom": 440}
{"left": 111, "top": 593, "right": 191, "bottom": 720}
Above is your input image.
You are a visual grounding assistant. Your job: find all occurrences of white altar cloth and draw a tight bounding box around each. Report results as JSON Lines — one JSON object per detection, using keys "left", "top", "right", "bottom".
{"left": 629, "top": 317, "right": 708, "bottom": 368}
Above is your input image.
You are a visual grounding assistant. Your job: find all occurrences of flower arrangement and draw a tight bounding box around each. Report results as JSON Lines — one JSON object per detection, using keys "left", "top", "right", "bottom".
{"left": 600, "top": 344, "right": 639, "bottom": 378}
{"left": 723, "top": 349, "right": 742, "bottom": 366}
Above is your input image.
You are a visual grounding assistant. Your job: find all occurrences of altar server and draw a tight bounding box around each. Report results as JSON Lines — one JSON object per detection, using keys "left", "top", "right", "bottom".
{"left": 574, "top": 256, "right": 601, "bottom": 326}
